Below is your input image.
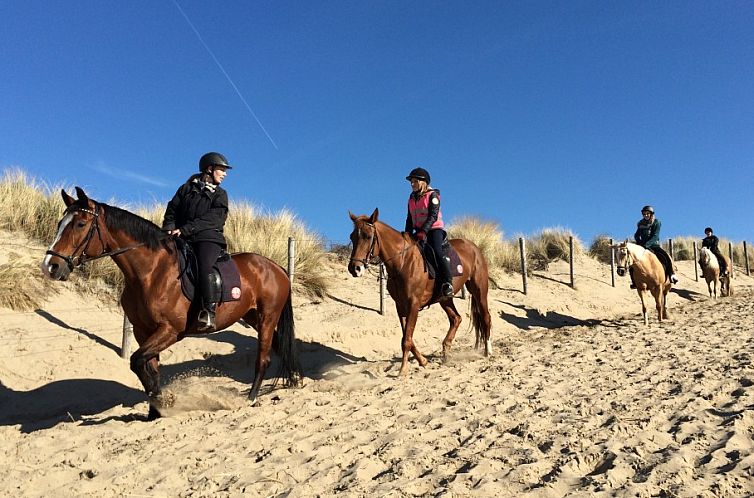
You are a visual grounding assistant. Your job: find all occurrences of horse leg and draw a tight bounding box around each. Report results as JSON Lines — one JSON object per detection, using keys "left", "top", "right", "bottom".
{"left": 439, "top": 299, "right": 462, "bottom": 360}
{"left": 397, "top": 306, "right": 427, "bottom": 376}
{"left": 637, "top": 290, "right": 649, "bottom": 326}
{"left": 129, "top": 325, "right": 178, "bottom": 419}
{"left": 245, "top": 311, "right": 277, "bottom": 406}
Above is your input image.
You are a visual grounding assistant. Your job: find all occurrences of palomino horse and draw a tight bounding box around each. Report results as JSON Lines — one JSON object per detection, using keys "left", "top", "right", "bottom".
{"left": 614, "top": 241, "right": 672, "bottom": 325}
{"left": 40, "top": 187, "right": 302, "bottom": 419}
{"left": 699, "top": 247, "right": 721, "bottom": 298}
{"left": 348, "top": 209, "right": 492, "bottom": 376}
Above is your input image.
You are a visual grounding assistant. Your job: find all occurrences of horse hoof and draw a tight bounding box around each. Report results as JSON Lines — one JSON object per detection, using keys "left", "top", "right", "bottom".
{"left": 147, "top": 404, "right": 162, "bottom": 421}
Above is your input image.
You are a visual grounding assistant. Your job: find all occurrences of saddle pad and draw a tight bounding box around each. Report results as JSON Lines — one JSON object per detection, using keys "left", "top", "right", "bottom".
{"left": 176, "top": 243, "right": 242, "bottom": 303}
{"left": 424, "top": 246, "right": 464, "bottom": 280}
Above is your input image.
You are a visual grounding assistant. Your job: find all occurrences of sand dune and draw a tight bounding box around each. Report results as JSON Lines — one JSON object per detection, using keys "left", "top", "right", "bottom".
{"left": 2, "top": 231, "right": 753, "bottom": 497}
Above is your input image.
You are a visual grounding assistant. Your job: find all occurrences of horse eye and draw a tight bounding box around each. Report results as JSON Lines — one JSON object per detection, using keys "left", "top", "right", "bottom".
{"left": 76, "top": 221, "right": 86, "bottom": 228}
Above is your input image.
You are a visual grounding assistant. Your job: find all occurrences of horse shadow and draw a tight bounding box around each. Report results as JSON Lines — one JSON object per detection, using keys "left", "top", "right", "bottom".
{"left": 498, "top": 301, "right": 622, "bottom": 330}
{"left": 35, "top": 309, "right": 120, "bottom": 355}
{"left": 0, "top": 379, "right": 145, "bottom": 433}
{"left": 670, "top": 287, "right": 705, "bottom": 301}
{"left": 159, "top": 327, "right": 368, "bottom": 387}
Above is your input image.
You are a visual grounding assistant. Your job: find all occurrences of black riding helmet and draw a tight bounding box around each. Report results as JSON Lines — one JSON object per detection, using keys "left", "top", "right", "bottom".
{"left": 199, "top": 152, "right": 233, "bottom": 172}
{"left": 705, "top": 227, "right": 713, "bottom": 234}
{"left": 641, "top": 205, "right": 654, "bottom": 214}
{"left": 406, "top": 167, "right": 430, "bottom": 184}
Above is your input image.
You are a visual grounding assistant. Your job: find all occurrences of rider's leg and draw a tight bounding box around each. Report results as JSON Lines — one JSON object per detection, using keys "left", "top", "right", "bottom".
{"left": 428, "top": 229, "right": 453, "bottom": 297}
{"left": 194, "top": 241, "right": 223, "bottom": 332}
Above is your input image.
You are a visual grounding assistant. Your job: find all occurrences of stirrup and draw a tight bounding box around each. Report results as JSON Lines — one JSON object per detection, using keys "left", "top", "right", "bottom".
{"left": 441, "top": 282, "right": 454, "bottom": 298}
{"left": 197, "top": 309, "right": 216, "bottom": 332}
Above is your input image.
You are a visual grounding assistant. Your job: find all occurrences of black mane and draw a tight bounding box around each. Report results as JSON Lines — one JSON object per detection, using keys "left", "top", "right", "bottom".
{"left": 100, "top": 203, "right": 168, "bottom": 251}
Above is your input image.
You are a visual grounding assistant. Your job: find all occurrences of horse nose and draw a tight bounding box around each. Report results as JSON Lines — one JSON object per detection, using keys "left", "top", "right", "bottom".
{"left": 348, "top": 263, "right": 364, "bottom": 277}
{"left": 617, "top": 269, "right": 624, "bottom": 276}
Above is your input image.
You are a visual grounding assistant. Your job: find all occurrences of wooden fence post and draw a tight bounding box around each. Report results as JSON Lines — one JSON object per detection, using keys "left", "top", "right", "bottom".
{"left": 744, "top": 241, "right": 750, "bottom": 276}
{"left": 121, "top": 315, "right": 133, "bottom": 360}
{"left": 569, "top": 236, "right": 575, "bottom": 288}
{"left": 287, "top": 237, "right": 295, "bottom": 282}
{"left": 519, "top": 237, "right": 528, "bottom": 295}
{"left": 693, "top": 241, "right": 698, "bottom": 282}
{"left": 379, "top": 263, "right": 386, "bottom": 315}
{"left": 728, "top": 242, "right": 734, "bottom": 278}
{"left": 609, "top": 238, "right": 615, "bottom": 288}
{"left": 668, "top": 238, "right": 674, "bottom": 260}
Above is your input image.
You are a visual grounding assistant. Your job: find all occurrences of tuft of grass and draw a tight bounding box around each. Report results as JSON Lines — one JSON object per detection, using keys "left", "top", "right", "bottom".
{"left": 446, "top": 217, "right": 518, "bottom": 277}
{"left": 527, "top": 227, "right": 583, "bottom": 271}
{"left": 588, "top": 235, "right": 614, "bottom": 265}
{"left": 0, "top": 253, "right": 58, "bottom": 311}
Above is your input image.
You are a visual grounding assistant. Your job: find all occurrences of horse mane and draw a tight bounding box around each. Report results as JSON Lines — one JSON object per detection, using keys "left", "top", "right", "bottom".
{"left": 700, "top": 247, "right": 719, "bottom": 269}
{"left": 100, "top": 203, "right": 168, "bottom": 251}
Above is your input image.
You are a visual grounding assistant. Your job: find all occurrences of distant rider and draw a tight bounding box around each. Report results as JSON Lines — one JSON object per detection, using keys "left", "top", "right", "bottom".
{"left": 700, "top": 227, "right": 728, "bottom": 276}
{"left": 632, "top": 205, "right": 678, "bottom": 288}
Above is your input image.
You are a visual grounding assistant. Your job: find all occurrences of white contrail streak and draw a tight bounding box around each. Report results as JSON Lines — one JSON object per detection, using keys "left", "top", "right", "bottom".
{"left": 171, "top": 0, "right": 278, "bottom": 149}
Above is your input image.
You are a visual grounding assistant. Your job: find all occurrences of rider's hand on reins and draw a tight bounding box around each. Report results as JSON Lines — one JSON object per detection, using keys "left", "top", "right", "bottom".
{"left": 166, "top": 228, "right": 181, "bottom": 237}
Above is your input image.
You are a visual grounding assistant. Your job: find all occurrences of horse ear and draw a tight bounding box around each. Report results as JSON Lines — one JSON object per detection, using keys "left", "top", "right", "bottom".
{"left": 74, "top": 186, "right": 89, "bottom": 203}
{"left": 61, "top": 189, "right": 76, "bottom": 207}
{"left": 369, "top": 208, "right": 379, "bottom": 223}
{"left": 349, "top": 211, "right": 357, "bottom": 222}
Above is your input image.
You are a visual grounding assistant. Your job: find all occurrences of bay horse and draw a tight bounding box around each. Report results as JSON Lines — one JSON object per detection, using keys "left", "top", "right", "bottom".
{"left": 348, "top": 209, "right": 492, "bottom": 376}
{"left": 699, "top": 247, "right": 721, "bottom": 299}
{"left": 614, "top": 241, "right": 672, "bottom": 325}
{"left": 40, "top": 187, "right": 302, "bottom": 419}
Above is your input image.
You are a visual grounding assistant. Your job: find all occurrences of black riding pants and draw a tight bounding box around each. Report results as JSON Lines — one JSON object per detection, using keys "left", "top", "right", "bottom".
{"left": 192, "top": 241, "right": 223, "bottom": 304}
{"left": 427, "top": 229, "right": 451, "bottom": 284}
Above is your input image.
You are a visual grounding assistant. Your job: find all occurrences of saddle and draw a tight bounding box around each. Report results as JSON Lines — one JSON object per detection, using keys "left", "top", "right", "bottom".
{"left": 421, "top": 240, "right": 464, "bottom": 280}
{"left": 174, "top": 238, "right": 242, "bottom": 303}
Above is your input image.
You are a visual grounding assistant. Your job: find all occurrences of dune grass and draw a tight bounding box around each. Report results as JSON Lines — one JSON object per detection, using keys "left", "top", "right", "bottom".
{"left": 0, "top": 253, "right": 58, "bottom": 311}
{"left": 0, "top": 168, "right": 330, "bottom": 309}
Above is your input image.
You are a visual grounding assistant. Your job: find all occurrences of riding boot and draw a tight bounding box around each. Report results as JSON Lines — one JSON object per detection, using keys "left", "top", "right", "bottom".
{"left": 440, "top": 253, "right": 454, "bottom": 298}
{"left": 197, "top": 272, "right": 219, "bottom": 332}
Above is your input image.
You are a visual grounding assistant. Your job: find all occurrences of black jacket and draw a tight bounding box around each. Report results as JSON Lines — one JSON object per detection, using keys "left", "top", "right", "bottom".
{"left": 162, "top": 175, "right": 228, "bottom": 245}
{"left": 702, "top": 235, "right": 720, "bottom": 253}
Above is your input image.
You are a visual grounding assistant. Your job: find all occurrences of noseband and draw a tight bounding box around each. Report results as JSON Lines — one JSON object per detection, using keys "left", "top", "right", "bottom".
{"left": 46, "top": 203, "right": 145, "bottom": 272}
{"left": 616, "top": 247, "right": 633, "bottom": 273}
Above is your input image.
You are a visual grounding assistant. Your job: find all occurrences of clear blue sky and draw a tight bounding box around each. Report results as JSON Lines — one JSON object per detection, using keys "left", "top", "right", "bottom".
{"left": 2, "top": 1, "right": 752, "bottom": 246}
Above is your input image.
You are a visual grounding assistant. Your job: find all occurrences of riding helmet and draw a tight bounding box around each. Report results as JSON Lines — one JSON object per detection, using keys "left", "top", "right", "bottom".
{"left": 199, "top": 152, "right": 233, "bottom": 172}
{"left": 406, "top": 167, "right": 430, "bottom": 184}
{"left": 705, "top": 227, "right": 713, "bottom": 234}
{"left": 641, "top": 205, "right": 654, "bottom": 214}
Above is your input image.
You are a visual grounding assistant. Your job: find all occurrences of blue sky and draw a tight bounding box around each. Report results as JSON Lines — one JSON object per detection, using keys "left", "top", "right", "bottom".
{"left": 2, "top": 1, "right": 752, "bottom": 246}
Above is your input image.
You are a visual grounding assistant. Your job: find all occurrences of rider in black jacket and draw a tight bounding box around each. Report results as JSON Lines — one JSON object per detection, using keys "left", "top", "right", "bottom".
{"left": 163, "top": 152, "right": 232, "bottom": 332}
{"left": 701, "top": 227, "right": 728, "bottom": 276}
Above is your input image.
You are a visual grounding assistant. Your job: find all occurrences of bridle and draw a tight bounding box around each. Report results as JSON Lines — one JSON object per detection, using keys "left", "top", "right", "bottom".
{"left": 615, "top": 245, "right": 633, "bottom": 274}
{"left": 349, "top": 222, "right": 380, "bottom": 268}
{"left": 45, "top": 203, "right": 145, "bottom": 272}
{"left": 349, "top": 221, "right": 414, "bottom": 271}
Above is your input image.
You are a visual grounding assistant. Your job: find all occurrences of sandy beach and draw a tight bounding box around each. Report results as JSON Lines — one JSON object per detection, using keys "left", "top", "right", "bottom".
{"left": 2, "top": 231, "right": 753, "bottom": 497}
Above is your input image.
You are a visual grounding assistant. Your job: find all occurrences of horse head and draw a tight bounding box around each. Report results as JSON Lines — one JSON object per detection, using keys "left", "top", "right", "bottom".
{"left": 40, "top": 187, "right": 105, "bottom": 281}
{"left": 347, "top": 208, "right": 380, "bottom": 277}
{"left": 699, "top": 247, "right": 717, "bottom": 269}
{"left": 614, "top": 241, "right": 632, "bottom": 277}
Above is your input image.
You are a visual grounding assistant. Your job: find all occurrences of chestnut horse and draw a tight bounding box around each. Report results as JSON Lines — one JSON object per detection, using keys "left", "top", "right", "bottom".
{"left": 40, "top": 187, "right": 301, "bottom": 419}
{"left": 614, "top": 241, "right": 672, "bottom": 325}
{"left": 348, "top": 209, "right": 492, "bottom": 376}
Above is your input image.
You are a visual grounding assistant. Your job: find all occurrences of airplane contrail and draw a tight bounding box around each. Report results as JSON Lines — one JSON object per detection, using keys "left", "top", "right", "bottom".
{"left": 171, "top": 0, "right": 278, "bottom": 149}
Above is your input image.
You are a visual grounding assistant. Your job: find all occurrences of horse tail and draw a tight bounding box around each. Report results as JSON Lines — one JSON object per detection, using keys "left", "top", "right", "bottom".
{"left": 471, "top": 292, "right": 485, "bottom": 349}
{"left": 468, "top": 245, "right": 492, "bottom": 350}
{"left": 272, "top": 292, "right": 303, "bottom": 387}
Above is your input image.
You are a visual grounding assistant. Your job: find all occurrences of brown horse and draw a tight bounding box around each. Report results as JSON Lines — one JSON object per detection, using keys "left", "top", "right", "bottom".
{"left": 614, "top": 241, "right": 672, "bottom": 325}
{"left": 348, "top": 209, "right": 492, "bottom": 376}
{"left": 40, "top": 187, "right": 301, "bottom": 419}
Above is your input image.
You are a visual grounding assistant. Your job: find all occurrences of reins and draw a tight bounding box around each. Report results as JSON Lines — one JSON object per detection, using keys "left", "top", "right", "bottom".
{"left": 349, "top": 222, "right": 413, "bottom": 273}
{"left": 45, "top": 203, "right": 146, "bottom": 272}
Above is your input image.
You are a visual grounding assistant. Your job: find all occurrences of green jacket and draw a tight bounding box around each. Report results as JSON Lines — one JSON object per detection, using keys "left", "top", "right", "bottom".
{"left": 634, "top": 218, "right": 661, "bottom": 248}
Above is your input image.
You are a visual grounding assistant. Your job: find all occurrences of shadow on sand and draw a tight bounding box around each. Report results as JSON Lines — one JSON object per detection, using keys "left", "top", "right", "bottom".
{"left": 498, "top": 301, "right": 623, "bottom": 330}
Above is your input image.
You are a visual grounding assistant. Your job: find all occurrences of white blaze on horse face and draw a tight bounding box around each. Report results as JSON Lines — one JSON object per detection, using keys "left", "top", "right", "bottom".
{"left": 40, "top": 212, "right": 74, "bottom": 277}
